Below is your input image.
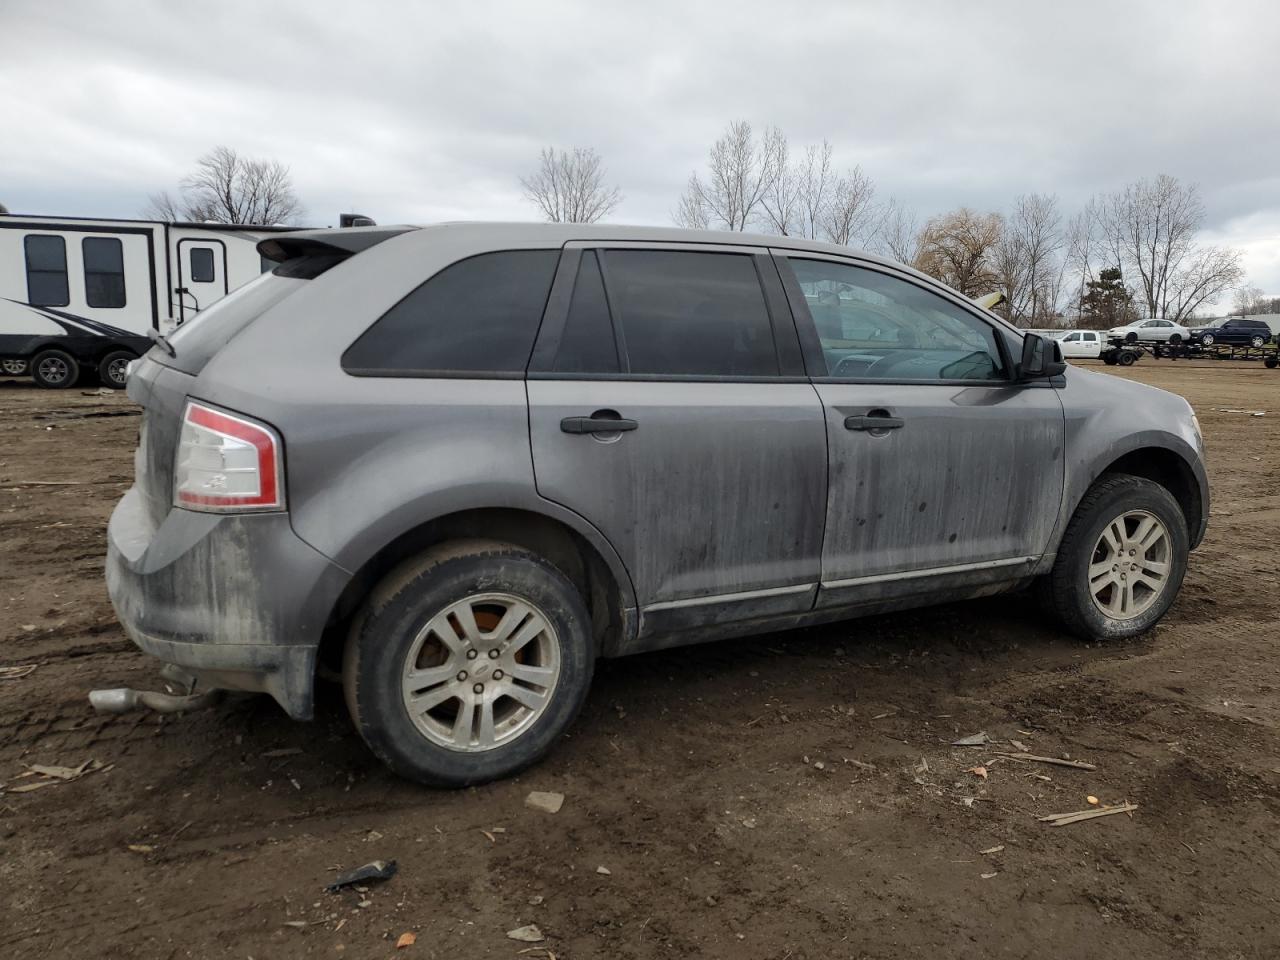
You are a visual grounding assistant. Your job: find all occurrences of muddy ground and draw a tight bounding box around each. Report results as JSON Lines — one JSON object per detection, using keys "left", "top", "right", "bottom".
{"left": 1, "top": 360, "right": 1278, "bottom": 959}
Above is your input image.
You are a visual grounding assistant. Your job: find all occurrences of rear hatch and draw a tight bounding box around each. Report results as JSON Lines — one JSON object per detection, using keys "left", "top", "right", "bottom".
{"left": 130, "top": 226, "right": 415, "bottom": 530}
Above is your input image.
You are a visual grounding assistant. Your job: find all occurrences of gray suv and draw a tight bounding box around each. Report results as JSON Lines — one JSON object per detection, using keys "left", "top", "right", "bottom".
{"left": 106, "top": 223, "right": 1208, "bottom": 786}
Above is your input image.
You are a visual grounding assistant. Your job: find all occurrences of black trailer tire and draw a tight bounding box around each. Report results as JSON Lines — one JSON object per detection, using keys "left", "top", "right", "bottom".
{"left": 31, "top": 349, "right": 79, "bottom": 389}
{"left": 1265, "top": 357, "right": 1278, "bottom": 369}
{"left": 1041, "top": 474, "right": 1188, "bottom": 641}
{"left": 1118, "top": 350, "right": 1137, "bottom": 366}
{"left": 97, "top": 350, "right": 135, "bottom": 389}
{"left": 344, "top": 539, "right": 595, "bottom": 787}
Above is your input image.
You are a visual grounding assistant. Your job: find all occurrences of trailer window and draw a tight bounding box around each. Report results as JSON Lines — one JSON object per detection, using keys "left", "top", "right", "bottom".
{"left": 190, "top": 247, "right": 215, "bottom": 283}
{"left": 82, "top": 237, "right": 126, "bottom": 308}
{"left": 25, "top": 235, "right": 70, "bottom": 307}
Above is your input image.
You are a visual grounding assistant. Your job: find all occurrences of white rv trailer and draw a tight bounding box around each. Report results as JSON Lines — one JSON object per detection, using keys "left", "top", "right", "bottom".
{"left": 0, "top": 211, "right": 296, "bottom": 388}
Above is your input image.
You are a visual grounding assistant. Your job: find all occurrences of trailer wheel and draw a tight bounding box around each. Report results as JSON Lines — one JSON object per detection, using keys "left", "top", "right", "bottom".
{"left": 1250, "top": 335, "right": 1266, "bottom": 348}
{"left": 1117, "top": 350, "right": 1137, "bottom": 366}
{"left": 1, "top": 359, "right": 28, "bottom": 376}
{"left": 31, "top": 349, "right": 79, "bottom": 389}
{"left": 97, "top": 350, "right": 135, "bottom": 389}
{"left": 1265, "top": 358, "right": 1278, "bottom": 369}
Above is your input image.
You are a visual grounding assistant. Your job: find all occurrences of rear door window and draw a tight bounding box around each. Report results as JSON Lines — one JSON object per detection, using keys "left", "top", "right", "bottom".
{"left": 25, "top": 235, "right": 70, "bottom": 307}
{"left": 601, "top": 250, "right": 778, "bottom": 377}
{"left": 342, "top": 250, "right": 559, "bottom": 377}
{"left": 553, "top": 251, "right": 620, "bottom": 374}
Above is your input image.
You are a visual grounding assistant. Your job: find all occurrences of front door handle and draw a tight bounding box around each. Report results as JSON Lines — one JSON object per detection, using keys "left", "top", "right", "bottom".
{"left": 561, "top": 413, "right": 638, "bottom": 434}
{"left": 844, "top": 414, "right": 904, "bottom": 431}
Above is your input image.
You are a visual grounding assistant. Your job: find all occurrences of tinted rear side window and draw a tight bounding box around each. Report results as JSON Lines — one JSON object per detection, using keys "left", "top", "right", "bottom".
{"left": 603, "top": 250, "right": 778, "bottom": 377}
{"left": 25, "top": 235, "right": 70, "bottom": 307}
{"left": 83, "top": 237, "right": 126, "bottom": 308}
{"left": 554, "top": 251, "right": 620, "bottom": 374}
{"left": 343, "top": 250, "right": 559, "bottom": 377}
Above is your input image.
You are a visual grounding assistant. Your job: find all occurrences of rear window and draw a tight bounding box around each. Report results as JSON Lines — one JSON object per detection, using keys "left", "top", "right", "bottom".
{"left": 158, "top": 270, "right": 302, "bottom": 374}
{"left": 342, "top": 250, "right": 559, "bottom": 377}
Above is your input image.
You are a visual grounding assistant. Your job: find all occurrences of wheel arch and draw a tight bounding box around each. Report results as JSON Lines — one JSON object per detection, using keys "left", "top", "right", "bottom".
{"left": 316, "top": 507, "right": 636, "bottom": 677}
{"left": 1093, "top": 447, "right": 1204, "bottom": 548}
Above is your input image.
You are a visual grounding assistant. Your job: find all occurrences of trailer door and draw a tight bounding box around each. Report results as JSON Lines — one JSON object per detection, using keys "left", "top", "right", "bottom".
{"left": 176, "top": 239, "right": 228, "bottom": 324}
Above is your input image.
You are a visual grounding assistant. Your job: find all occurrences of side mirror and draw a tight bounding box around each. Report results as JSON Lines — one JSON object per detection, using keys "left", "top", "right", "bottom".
{"left": 1019, "top": 333, "right": 1067, "bottom": 380}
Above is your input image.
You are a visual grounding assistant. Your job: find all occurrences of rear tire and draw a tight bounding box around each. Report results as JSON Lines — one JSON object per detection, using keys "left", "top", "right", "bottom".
{"left": 1265, "top": 357, "right": 1278, "bottom": 369}
{"left": 97, "top": 350, "right": 135, "bottom": 389}
{"left": 1124, "top": 332, "right": 1138, "bottom": 343}
{"left": 1201, "top": 333, "right": 1215, "bottom": 346}
{"left": 1042, "top": 475, "right": 1188, "bottom": 641}
{"left": 344, "top": 539, "right": 595, "bottom": 787}
{"left": 1118, "top": 351, "right": 1136, "bottom": 366}
{"left": 31, "top": 349, "right": 79, "bottom": 389}
{"left": 1250, "top": 335, "right": 1265, "bottom": 348}
{"left": 1169, "top": 333, "right": 1182, "bottom": 344}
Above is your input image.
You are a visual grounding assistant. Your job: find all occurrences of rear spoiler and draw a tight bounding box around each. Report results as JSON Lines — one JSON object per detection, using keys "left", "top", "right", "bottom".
{"left": 257, "top": 226, "right": 417, "bottom": 263}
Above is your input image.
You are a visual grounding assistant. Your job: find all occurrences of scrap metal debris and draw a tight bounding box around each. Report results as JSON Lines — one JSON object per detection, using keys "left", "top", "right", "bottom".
{"left": 1039, "top": 803, "right": 1138, "bottom": 826}
{"left": 325, "top": 859, "right": 397, "bottom": 893}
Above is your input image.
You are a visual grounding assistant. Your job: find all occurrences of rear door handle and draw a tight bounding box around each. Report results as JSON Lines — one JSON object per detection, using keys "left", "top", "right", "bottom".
{"left": 844, "top": 414, "right": 904, "bottom": 431}
{"left": 560, "top": 414, "right": 638, "bottom": 434}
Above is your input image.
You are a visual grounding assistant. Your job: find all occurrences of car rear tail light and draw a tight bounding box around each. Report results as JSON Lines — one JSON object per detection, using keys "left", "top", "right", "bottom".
{"left": 174, "top": 400, "right": 284, "bottom": 512}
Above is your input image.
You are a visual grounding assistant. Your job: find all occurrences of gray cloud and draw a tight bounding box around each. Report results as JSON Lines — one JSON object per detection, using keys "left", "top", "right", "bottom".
{"left": 4, "top": 0, "right": 1278, "bottom": 297}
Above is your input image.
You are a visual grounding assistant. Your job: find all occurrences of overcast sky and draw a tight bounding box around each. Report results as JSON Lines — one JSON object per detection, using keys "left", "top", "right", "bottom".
{"left": 4, "top": 0, "right": 1278, "bottom": 305}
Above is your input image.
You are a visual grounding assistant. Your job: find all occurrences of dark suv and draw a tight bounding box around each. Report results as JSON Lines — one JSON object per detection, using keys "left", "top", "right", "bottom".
{"left": 104, "top": 223, "right": 1208, "bottom": 786}
{"left": 1190, "top": 316, "right": 1273, "bottom": 347}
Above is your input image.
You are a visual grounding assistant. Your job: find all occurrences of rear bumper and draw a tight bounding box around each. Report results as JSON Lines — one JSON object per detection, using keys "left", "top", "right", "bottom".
{"left": 105, "top": 488, "right": 350, "bottom": 719}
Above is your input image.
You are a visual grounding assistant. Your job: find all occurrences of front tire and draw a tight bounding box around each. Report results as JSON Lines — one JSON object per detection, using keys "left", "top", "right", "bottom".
{"left": 31, "top": 349, "right": 79, "bottom": 389}
{"left": 1042, "top": 475, "right": 1188, "bottom": 640}
{"left": 1250, "top": 335, "right": 1265, "bottom": 348}
{"left": 1201, "top": 333, "right": 1215, "bottom": 346}
{"left": 1169, "top": 333, "right": 1182, "bottom": 344}
{"left": 344, "top": 539, "right": 594, "bottom": 787}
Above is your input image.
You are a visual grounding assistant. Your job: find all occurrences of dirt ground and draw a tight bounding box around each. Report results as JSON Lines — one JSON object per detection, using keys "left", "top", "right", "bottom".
{"left": 1, "top": 359, "right": 1278, "bottom": 960}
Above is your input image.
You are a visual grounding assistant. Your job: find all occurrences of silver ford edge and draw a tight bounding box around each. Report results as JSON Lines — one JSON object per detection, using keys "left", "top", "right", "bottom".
{"left": 105, "top": 223, "right": 1208, "bottom": 786}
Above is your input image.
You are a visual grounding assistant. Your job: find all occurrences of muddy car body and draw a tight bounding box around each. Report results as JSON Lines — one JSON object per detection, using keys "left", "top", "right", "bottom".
{"left": 106, "top": 223, "right": 1208, "bottom": 785}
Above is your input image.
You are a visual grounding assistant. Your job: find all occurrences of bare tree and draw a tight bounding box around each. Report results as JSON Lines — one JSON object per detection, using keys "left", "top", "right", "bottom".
{"left": 821, "top": 165, "right": 880, "bottom": 247}
{"left": 795, "top": 142, "right": 834, "bottom": 241}
{"left": 1094, "top": 174, "right": 1241, "bottom": 321}
{"left": 521, "top": 146, "right": 623, "bottom": 224}
{"left": 994, "top": 194, "right": 1063, "bottom": 325}
{"left": 1234, "top": 284, "right": 1265, "bottom": 314}
{"left": 758, "top": 126, "right": 800, "bottom": 236}
{"left": 143, "top": 146, "right": 303, "bottom": 224}
{"left": 672, "top": 175, "right": 712, "bottom": 229}
{"left": 874, "top": 199, "right": 922, "bottom": 266}
{"left": 675, "top": 120, "right": 779, "bottom": 231}
{"left": 915, "top": 208, "right": 1003, "bottom": 298}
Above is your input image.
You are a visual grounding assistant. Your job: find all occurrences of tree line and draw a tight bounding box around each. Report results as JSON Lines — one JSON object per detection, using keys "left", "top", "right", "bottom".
{"left": 143, "top": 136, "right": 1251, "bottom": 326}
{"left": 522, "top": 121, "right": 1248, "bottom": 327}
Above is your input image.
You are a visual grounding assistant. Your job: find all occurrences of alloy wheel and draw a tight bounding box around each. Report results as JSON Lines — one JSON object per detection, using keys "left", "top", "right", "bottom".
{"left": 400, "top": 592, "right": 561, "bottom": 752}
{"left": 1088, "top": 510, "right": 1171, "bottom": 620}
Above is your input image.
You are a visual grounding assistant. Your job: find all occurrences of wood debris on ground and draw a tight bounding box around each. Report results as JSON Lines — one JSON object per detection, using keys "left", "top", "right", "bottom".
{"left": 997, "top": 752, "right": 1097, "bottom": 770}
{"left": 0, "top": 664, "right": 38, "bottom": 680}
{"left": 2, "top": 759, "right": 111, "bottom": 793}
{"left": 1039, "top": 802, "right": 1138, "bottom": 826}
